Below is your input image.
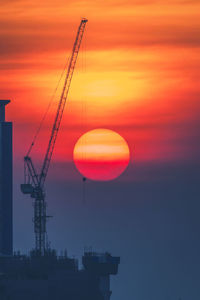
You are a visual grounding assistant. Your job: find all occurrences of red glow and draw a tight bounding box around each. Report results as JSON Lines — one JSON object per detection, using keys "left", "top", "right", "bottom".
{"left": 73, "top": 129, "right": 130, "bottom": 181}
{"left": 74, "top": 159, "right": 129, "bottom": 181}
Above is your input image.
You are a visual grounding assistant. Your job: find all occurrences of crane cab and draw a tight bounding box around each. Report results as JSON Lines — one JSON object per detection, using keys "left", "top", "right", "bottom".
{"left": 20, "top": 184, "right": 34, "bottom": 195}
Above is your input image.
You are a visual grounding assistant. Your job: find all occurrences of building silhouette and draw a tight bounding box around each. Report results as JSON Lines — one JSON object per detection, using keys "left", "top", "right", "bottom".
{"left": 0, "top": 100, "right": 12, "bottom": 255}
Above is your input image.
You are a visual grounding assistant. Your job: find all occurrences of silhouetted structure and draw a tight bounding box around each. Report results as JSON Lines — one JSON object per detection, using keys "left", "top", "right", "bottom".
{"left": 0, "top": 100, "right": 12, "bottom": 255}
{"left": 21, "top": 18, "right": 88, "bottom": 256}
{"left": 0, "top": 100, "right": 120, "bottom": 299}
{"left": 0, "top": 250, "right": 120, "bottom": 300}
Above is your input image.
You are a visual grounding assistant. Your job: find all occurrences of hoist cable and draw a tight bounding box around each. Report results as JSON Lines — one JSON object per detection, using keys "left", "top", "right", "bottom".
{"left": 26, "top": 56, "right": 71, "bottom": 156}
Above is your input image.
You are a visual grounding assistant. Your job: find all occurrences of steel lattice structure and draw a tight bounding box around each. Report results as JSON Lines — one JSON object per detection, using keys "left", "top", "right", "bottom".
{"left": 21, "top": 18, "right": 88, "bottom": 256}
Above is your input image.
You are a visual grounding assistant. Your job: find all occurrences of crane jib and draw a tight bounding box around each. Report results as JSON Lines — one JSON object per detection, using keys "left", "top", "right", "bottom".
{"left": 39, "top": 18, "right": 88, "bottom": 188}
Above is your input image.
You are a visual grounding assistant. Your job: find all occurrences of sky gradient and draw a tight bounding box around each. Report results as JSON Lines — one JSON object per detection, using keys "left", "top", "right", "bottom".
{"left": 1, "top": 0, "right": 200, "bottom": 299}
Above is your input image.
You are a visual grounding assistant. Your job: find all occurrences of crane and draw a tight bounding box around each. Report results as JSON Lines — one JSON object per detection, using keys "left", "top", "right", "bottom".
{"left": 21, "top": 18, "right": 88, "bottom": 256}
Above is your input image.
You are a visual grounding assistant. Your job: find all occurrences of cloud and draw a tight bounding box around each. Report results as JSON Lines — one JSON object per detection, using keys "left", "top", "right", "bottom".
{"left": 0, "top": 0, "right": 199, "bottom": 62}
{"left": 1, "top": 0, "right": 199, "bottom": 172}
{"left": 0, "top": 21, "right": 199, "bottom": 60}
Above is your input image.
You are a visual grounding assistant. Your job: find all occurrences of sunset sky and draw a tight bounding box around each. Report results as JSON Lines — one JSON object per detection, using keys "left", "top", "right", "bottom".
{"left": 1, "top": 0, "right": 200, "bottom": 299}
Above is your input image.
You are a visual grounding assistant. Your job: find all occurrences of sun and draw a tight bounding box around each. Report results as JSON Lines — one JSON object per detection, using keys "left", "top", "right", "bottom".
{"left": 73, "top": 129, "right": 130, "bottom": 181}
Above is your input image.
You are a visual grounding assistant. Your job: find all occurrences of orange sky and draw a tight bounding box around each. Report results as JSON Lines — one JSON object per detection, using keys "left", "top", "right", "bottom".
{"left": 0, "top": 0, "right": 200, "bottom": 179}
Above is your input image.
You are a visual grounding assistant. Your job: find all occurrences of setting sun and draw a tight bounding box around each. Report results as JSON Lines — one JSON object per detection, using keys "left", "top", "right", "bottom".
{"left": 73, "top": 128, "right": 130, "bottom": 181}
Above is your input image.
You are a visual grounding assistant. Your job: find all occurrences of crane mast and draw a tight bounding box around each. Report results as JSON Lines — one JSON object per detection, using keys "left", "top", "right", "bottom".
{"left": 21, "top": 18, "right": 88, "bottom": 256}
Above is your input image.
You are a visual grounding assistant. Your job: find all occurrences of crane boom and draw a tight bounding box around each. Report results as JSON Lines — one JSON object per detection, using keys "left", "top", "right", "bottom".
{"left": 24, "top": 156, "right": 39, "bottom": 187}
{"left": 40, "top": 18, "right": 88, "bottom": 188}
{"left": 21, "top": 18, "right": 88, "bottom": 255}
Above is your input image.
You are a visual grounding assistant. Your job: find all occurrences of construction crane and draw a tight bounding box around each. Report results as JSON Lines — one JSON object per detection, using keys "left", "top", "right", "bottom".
{"left": 21, "top": 18, "right": 88, "bottom": 256}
